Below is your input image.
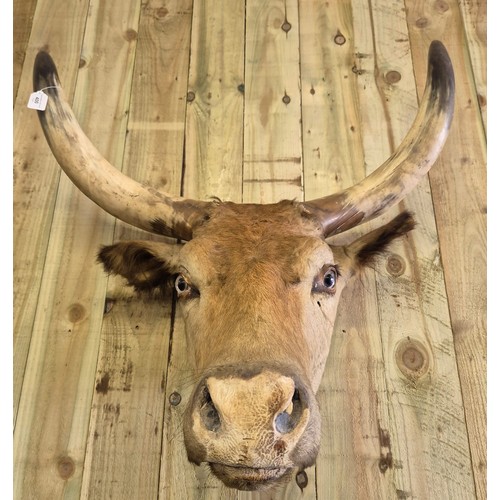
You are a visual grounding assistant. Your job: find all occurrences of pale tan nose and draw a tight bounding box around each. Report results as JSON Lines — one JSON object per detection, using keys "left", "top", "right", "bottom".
{"left": 185, "top": 369, "right": 318, "bottom": 471}
{"left": 198, "top": 376, "right": 304, "bottom": 436}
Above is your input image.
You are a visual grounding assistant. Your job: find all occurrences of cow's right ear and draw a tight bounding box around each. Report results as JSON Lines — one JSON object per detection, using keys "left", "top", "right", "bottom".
{"left": 97, "top": 241, "right": 182, "bottom": 293}
{"left": 332, "top": 211, "right": 415, "bottom": 281}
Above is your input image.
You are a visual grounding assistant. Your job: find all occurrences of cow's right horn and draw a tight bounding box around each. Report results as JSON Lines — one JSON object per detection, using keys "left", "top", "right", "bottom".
{"left": 33, "top": 51, "right": 210, "bottom": 241}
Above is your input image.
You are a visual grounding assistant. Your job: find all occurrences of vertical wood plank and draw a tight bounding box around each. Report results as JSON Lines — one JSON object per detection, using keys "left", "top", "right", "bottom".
{"left": 405, "top": 1, "right": 487, "bottom": 497}
{"left": 80, "top": 293, "right": 174, "bottom": 498}
{"left": 300, "top": 0, "right": 365, "bottom": 198}
{"left": 13, "top": 0, "right": 141, "bottom": 497}
{"left": 183, "top": 0, "right": 245, "bottom": 202}
{"left": 13, "top": 0, "right": 91, "bottom": 422}
{"left": 80, "top": 1, "right": 194, "bottom": 498}
{"left": 13, "top": 0, "right": 38, "bottom": 101}
{"left": 243, "top": 0, "right": 303, "bottom": 204}
{"left": 458, "top": 0, "right": 487, "bottom": 128}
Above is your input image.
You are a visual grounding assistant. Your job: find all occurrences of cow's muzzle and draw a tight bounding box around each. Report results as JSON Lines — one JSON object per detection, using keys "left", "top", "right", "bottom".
{"left": 183, "top": 367, "right": 320, "bottom": 490}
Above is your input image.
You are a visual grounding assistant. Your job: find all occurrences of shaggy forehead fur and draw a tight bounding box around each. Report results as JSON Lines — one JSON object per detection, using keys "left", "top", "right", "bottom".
{"left": 193, "top": 200, "right": 322, "bottom": 241}
{"left": 185, "top": 200, "right": 329, "bottom": 281}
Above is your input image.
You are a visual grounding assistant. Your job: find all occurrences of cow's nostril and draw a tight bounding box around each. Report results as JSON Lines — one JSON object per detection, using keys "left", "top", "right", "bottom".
{"left": 275, "top": 411, "right": 294, "bottom": 434}
{"left": 275, "top": 388, "right": 302, "bottom": 434}
{"left": 200, "top": 386, "right": 221, "bottom": 432}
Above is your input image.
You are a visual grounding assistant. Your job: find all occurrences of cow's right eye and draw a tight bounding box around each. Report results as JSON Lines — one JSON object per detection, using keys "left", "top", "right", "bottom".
{"left": 175, "top": 275, "right": 189, "bottom": 293}
{"left": 175, "top": 274, "right": 199, "bottom": 299}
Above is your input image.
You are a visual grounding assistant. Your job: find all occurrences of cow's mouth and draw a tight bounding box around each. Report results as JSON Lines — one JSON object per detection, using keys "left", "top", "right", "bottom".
{"left": 209, "top": 463, "right": 292, "bottom": 491}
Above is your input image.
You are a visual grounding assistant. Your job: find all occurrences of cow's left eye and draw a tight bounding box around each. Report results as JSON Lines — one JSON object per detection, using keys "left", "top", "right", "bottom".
{"left": 313, "top": 265, "right": 339, "bottom": 294}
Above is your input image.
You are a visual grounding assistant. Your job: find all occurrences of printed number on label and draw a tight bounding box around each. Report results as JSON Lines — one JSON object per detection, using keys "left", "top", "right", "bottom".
{"left": 27, "top": 91, "right": 48, "bottom": 111}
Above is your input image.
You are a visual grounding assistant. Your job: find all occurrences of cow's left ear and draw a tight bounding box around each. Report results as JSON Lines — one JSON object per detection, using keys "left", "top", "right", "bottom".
{"left": 340, "top": 211, "right": 416, "bottom": 275}
{"left": 97, "top": 240, "right": 182, "bottom": 293}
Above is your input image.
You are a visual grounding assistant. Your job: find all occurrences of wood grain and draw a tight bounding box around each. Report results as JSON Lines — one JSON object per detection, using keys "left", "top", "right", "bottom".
{"left": 13, "top": 0, "right": 37, "bottom": 101}
{"left": 13, "top": 0, "right": 486, "bottom": 498}
{"left": 243, "top": 0, "right": 303, "bottom": 204}
{"left": 14, "top": 0, "right": 141, "bottom": 497}
{"left": 405, "top": 1, "right": 487, "bottom": 497}
{"left": 13, "top": 0, "right": 91, "bottom": 421}
{"left": 458, "top": 0, "right": 487, "bottom": 129}
{"left": 183, "top": 0, "right": 245, "bottom": 202}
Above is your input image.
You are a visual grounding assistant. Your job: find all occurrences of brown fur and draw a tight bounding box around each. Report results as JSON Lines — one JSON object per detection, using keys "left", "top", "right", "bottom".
{"left": 97, "top": 203, "right": 415, "bottom": 491}
{"left": 97, "top": 240, "right": 181, "bottom": 294}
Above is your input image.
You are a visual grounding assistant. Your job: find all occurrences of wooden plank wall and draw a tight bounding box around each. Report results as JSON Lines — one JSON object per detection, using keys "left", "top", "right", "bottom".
{"left": 13, "top": 0, "right": 486, "bottom": 499}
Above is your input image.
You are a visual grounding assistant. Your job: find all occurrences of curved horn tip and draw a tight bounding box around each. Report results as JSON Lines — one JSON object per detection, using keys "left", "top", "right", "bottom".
{"left": 427, "top": 41, "right": 455, "bottom": 108}
{"left": 33, "top": 51, "right": 59, "bottom": 91}
{"left": 428, "top": 41, "right": 453, "bottom": 72}
{"left": 428, "top": 40, "right": 449, "bottom": 61}
{"left": 34, "top": 51, "right": 58, "bottom": 77}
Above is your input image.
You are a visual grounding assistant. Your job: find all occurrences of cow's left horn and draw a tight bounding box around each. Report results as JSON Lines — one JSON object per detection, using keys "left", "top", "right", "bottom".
{"left": 303, "top": 40, "right": 455, "bottom": 238}
{"left": 33, "top": 51, "right": 209, "bottom": 241}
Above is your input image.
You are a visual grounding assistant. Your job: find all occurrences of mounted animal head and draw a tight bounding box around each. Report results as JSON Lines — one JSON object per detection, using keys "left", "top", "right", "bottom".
{"left": 32, "top": 41, "right": 454, "bottom": 491}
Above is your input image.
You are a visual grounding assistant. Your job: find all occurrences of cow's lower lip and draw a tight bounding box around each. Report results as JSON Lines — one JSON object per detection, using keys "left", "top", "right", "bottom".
{"left": 209, "top": 463, "right": 291, "bottom": 490}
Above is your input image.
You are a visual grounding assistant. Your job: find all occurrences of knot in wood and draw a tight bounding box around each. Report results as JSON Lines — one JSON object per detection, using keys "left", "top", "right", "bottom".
{"left": 281, "top": 21, "right": 292, "bottom": 33}
{"left": 385, "top": 70, "right": 402, "bottom": 85}
{"left": 57, "top": 456, "right": 75, "bottom": 479}
{"left": 395, "top": 338, "right": 430, "bottom": 381}
{"left": 169, "top": 391, "right": 182, "bottom": 406}
{"left": 124, "top": 29, "right": 138, "bottom": 42}
{"left": 154, "top": 7, "right": 169, "bottom": 19}
{"left": 334, "top": 31, "right": 346, "bottom": 45}
{"left": 186, "top": 91, "right": 196, "bottom": 102}
{"left": 403, "top": 347, "right": 424, "bottom": 370}
{"left": 386, "top": 253, "right": 405, "bottom": 277}
{"left": 415, "top": 17, "right": 429, "bottom": 28}
{"left": 435, "top": 0, "right": 449, "bottom": 13}
{"left": 68, "top": 303, "right": 86, "bottom": 323}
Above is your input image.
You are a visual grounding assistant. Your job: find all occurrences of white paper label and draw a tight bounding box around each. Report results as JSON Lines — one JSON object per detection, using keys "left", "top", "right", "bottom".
{"left": 27, "top": 91, "right": 48, "bottom": 111}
